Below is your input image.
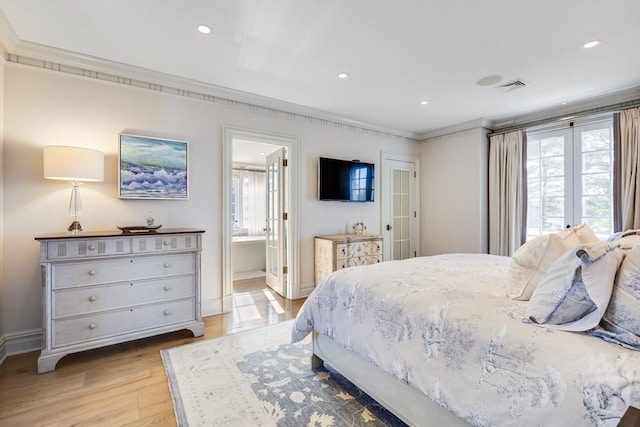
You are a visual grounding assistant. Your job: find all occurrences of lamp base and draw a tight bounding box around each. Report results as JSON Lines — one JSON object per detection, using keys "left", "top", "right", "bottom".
{"left": 67, "top": 221, "right": 83, "bottom": 232}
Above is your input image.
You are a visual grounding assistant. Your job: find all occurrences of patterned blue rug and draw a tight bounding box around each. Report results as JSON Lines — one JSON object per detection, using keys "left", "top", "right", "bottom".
{"left": 161, "top": 320, "right": 407, "bottom": 426}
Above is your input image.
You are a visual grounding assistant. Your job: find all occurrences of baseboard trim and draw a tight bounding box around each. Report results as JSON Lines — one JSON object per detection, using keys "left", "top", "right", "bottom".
{"left": 202, "top": 297, "right": 223, "bottom": 317}
{"left": 0, "top": 329, "right": 41, "bottom": 367}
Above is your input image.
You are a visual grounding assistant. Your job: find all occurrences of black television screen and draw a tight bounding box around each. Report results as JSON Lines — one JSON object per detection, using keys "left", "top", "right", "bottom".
{"left": 318, "top": 157, "right": 375, "bottom": 202}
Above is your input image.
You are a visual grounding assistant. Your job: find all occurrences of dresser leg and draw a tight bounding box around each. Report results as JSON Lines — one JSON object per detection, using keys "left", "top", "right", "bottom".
{"left": 187, "top": 322, "right": 205, "bottom": 337}
{"left": 37, "top": 353, "right": 66, "bottom": 374}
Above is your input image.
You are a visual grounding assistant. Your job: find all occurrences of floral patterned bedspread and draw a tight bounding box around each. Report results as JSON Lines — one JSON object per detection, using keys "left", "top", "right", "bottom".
{"left": 292, "top": 254, "right": 640, "bottom": 427}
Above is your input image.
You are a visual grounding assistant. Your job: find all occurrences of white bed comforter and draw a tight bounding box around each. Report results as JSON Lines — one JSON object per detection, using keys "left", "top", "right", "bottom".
{"left": 292, "top": 254, "right": 640, "bottom": 427}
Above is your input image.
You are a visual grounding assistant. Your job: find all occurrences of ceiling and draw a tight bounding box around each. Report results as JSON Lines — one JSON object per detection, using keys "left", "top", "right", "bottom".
{"left": 1, "top": 0, "right": 639, "bottom": 138}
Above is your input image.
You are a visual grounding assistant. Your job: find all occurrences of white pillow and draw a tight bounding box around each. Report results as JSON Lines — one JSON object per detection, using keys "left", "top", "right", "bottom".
{"left": 569, "top": 223, "right": 599, "bottom": 244}
{"left": 524, "top": 241, "right": 625, "bottom": 331}
{"left": 612, "top": 229, "right": 640, "bottom": 249}
{"left": 507, "top": 230, "right": 581, "bottom": 301}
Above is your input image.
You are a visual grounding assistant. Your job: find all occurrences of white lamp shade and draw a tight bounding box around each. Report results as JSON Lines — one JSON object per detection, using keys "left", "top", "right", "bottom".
{"left": 43, "top": 146, "right": 104, "bottom": 182}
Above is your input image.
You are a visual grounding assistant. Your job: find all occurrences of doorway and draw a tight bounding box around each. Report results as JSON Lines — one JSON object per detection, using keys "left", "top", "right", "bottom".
{"left": 380, "top": 151, "right": 421, "bottom": 261}
{"left": 222, "top": 127, "right": 299, "bottom": 314}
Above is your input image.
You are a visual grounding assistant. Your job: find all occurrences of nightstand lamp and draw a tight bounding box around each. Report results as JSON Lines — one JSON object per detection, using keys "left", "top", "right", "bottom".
{"left": 43, "top": 146, "right": 104, "bottom": 232}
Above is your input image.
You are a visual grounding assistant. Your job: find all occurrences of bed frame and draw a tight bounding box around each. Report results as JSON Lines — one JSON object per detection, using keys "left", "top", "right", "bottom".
{"left": 312, "top": 333, "right": 469, "bottom": 426}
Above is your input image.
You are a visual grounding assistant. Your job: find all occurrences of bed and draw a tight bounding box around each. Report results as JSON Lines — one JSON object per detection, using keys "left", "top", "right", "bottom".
{"left": 292, "top": 249, "right": 640, "bottom": 426}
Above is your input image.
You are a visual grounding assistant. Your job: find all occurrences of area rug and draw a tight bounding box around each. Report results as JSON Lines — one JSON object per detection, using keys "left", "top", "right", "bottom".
{"left": 161, "top": 320, "right": 406, "bottom": 426}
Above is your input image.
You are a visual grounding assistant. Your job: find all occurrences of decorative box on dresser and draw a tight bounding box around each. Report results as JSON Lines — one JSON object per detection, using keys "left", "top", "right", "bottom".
{"left": 34, "top": 228, "right": 205, "bottom": 373}
{"left": 314, "top": 234, "right": 383, "bottom": 285}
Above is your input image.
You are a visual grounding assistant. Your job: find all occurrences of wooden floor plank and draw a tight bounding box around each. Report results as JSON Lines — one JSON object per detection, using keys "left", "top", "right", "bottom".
{"left": 0, "top": 280, "right": 305, "bottom": 426}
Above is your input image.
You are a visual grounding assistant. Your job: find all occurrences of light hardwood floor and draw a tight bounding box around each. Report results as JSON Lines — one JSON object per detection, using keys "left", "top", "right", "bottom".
{"left": 0, "top": 278, "right": 305, "bottom": 426}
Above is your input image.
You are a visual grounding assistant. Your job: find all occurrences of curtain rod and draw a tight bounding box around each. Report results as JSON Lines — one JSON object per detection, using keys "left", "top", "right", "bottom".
{"left": 488, "top": 98, "right": 640, "bottom": 137}
{"left": 233, "top": 167, "right": 266, "bottom": 173}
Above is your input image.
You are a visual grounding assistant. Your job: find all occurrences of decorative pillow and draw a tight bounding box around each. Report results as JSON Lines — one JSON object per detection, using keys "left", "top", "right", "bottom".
{"left": 588, "top": 245, "right": 640, "bottom": 350}
{"left": 568, "top": 223, "right": 599, "bottom": 244}
{"left": 507, "top": 230, "right": 581, "bottom": 301}
{"left": 523, "top": 241, "right": 625, "bottom": 331}
{"left": 611, "top": 229, "right": 640, "bottom": 249}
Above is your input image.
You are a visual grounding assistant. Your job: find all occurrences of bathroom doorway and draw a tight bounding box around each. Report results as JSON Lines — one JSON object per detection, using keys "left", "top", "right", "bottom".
{"left": 231, "top": 139, "right": 279, "bottom": 307}
{"left": 222, "top": 127, "right": 299, "bottom": 315}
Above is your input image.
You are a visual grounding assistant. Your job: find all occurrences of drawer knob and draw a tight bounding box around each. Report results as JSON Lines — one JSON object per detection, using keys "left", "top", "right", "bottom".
{"left": 164, "top": 263, "right": 171, "bottom": 268}
{"left": 88, "top": 245, "right": 96, "bottom": 251}
{"left": 89, "top": 323, "right": 96, "bottom": 330}
{"left": 163, "top": 241, "right": 170, "bottom": 246}
{"left": 89, "top": 295, "right": 97, "bottom": 302}
{"left": 164, "top": 285, "right": 171, "bottom": 291}
{"left": 88, "top": 270, "right": 97, "bottom": 276}
{"left": 163, "top": 310, "right": 171, "bottom": 316}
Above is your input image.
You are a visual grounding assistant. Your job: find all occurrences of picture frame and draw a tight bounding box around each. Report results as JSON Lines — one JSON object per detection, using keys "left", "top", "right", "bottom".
{"left": 118, "top": 133, "right": 189, "bottom": 200}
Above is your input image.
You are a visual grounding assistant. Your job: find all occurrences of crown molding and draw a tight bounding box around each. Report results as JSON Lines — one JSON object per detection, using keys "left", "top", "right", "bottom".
{"left": 491, "top": 86, "right": 640, "bottom": 131}
{"left": 0, "top": 7, "right": 19, "bottom": 52}
{"left": 418, "top": 118, "right": 494, "bottom": 142}
{"left": 4, "top": 40, "right": 419, "bottom": 142}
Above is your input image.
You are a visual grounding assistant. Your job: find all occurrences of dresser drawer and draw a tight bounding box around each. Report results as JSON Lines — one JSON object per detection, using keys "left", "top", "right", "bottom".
{"left": 131, "top": 234, "right": 200, "bottom": 253}
{"left": 52, "top": 253, "right": 195, "bottom": 289}
{"left": 46, "top": 238, "right": 131, "bottom": 260}
{"left": 337, "top": 255, "right": 381, "bottom": 270}
{"left": 335, "top": 240, "right": 382, "bottom": 260}
{"left": 52, "top": 298, "right": 196, "bottom": 347}
{"left": 53, "top": 275, "right": 195, "bottom": 318}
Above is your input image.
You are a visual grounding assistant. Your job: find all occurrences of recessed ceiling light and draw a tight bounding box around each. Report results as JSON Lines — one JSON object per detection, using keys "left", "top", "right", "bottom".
{"left": 337, "top": 73, "right": 349, "bottom": 79}
{"left": 419, "top": 100, "right": 429, "bottom": 105}
{"left": 583, "top": 40, "right": 600, "bottom": 49}
{"left": 260, "top": 152, "right": 266, "bottom": 156}
{"left": 197, "top": 25, "right": 212, "bottom": 34}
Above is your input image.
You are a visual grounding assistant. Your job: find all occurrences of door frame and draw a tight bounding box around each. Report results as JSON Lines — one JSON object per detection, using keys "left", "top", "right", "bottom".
{"left": 380, "top": 151, "right": 421, "bottom": 261}
{"left": 222, "top": 127, "right": 299, "bottom": 312}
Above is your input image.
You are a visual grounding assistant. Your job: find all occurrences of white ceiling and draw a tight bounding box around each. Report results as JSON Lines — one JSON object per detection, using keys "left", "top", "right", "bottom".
{"left": 1, "top": 0, "right": 639, "bottom": 137}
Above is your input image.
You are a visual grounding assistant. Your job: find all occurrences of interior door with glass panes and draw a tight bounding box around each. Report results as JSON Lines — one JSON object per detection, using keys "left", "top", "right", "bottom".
{"left": 382, "top": 158, "right": 416, "bottom": 260}
{"left": 265, "top": 148, "right": 286, "bottom": 297}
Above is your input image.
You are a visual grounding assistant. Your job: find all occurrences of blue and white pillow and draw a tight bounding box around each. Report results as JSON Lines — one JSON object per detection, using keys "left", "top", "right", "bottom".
{"left": 588, "top": 244, "right": 640, "bottom": 350}
{"left": 524, "top": 241, "right": 625, "bottom": 332}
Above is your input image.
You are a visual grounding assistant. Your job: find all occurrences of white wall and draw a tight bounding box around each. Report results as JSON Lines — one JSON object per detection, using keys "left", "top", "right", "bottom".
{"left": 420, "top": 127, "right": 489, "bottom": 255}
{"left": 0, "top": 52, "right": 5, "bottom": 358}
{"left": 1, "top": 63, "right": 420, "bottom": 341}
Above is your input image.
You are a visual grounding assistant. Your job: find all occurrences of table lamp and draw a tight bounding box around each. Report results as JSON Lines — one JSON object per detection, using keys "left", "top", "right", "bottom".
{"left": 43, "top": 146, "right": 104, "bottom": 232}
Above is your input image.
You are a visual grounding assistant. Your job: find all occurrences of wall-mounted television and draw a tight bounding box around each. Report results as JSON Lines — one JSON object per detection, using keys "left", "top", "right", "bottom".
{"left": 318, "top": 157, "right": 375, "bottom": 202}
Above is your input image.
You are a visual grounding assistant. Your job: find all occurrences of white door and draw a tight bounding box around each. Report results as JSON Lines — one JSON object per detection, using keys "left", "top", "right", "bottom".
{"left": 265, "top": 148, "right": 287, "bottom": 296}
{"left": 381, "top": 156, "right": 418, "bottom": 261}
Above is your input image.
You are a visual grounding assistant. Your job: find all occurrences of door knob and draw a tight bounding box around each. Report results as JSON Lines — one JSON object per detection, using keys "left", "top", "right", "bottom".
{"left": 386, "top": 224, "right": 392, "bottom": 231}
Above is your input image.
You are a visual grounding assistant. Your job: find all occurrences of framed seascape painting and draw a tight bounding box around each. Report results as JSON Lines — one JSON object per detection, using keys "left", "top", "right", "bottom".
{"left": 118, "top": 134, "right": 189, "bottom": 200}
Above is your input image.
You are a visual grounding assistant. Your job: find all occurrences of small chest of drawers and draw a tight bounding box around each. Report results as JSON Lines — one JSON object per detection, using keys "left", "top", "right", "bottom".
{"left": 35, "top": 228, "right": 205, "bottom": 373}
{"left": 314, "top": 234, "right": 383, "bottom": 285}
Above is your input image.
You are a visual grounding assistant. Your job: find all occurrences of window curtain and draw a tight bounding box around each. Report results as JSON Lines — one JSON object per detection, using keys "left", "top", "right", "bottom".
{"left": 615, "top": 106, "right": 640, "bottom": 231}
{"left": 489, "top": 130, "right": 527, "bottom": 256}
{"left": 241, "top": 170, "right": 267, "bottom": 235}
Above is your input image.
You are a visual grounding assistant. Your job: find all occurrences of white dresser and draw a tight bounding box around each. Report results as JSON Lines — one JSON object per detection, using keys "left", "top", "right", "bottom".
{"left": 35, "top": 228, "right": 205, "bottom": 373}
{"left": 314, "top": 234, "right": 383, "bottom": 285}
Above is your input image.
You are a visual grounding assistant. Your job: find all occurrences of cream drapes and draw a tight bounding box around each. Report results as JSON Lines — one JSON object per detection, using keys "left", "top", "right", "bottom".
{"left": 489, "top": 130, "right": 527, "bottom": 256}
{"left": 618, "top": 106, "right": 640, "bottom": 230}
{"left": 234, "top": 169, "right": 267, "bottom": 235}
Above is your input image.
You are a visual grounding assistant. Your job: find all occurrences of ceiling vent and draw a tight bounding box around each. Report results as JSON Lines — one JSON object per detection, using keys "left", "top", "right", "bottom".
{"left": 499, "top": 80, "right": 528, "bottom": 92}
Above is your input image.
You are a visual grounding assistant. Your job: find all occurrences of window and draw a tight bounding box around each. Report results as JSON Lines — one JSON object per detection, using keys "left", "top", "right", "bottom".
{"left": 231, "top": 169, "right": 266, "bottom": 235}
{"left": 526, "top": 117, "right": 614, "bottom": 240}
{"left": 350, "top": 165, "right": 371, "bottom": 201}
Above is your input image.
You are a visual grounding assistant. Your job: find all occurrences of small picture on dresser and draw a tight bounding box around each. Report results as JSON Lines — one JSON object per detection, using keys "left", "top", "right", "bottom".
{"left": 119, "top": 133, "right": 189, "bottom": 199}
